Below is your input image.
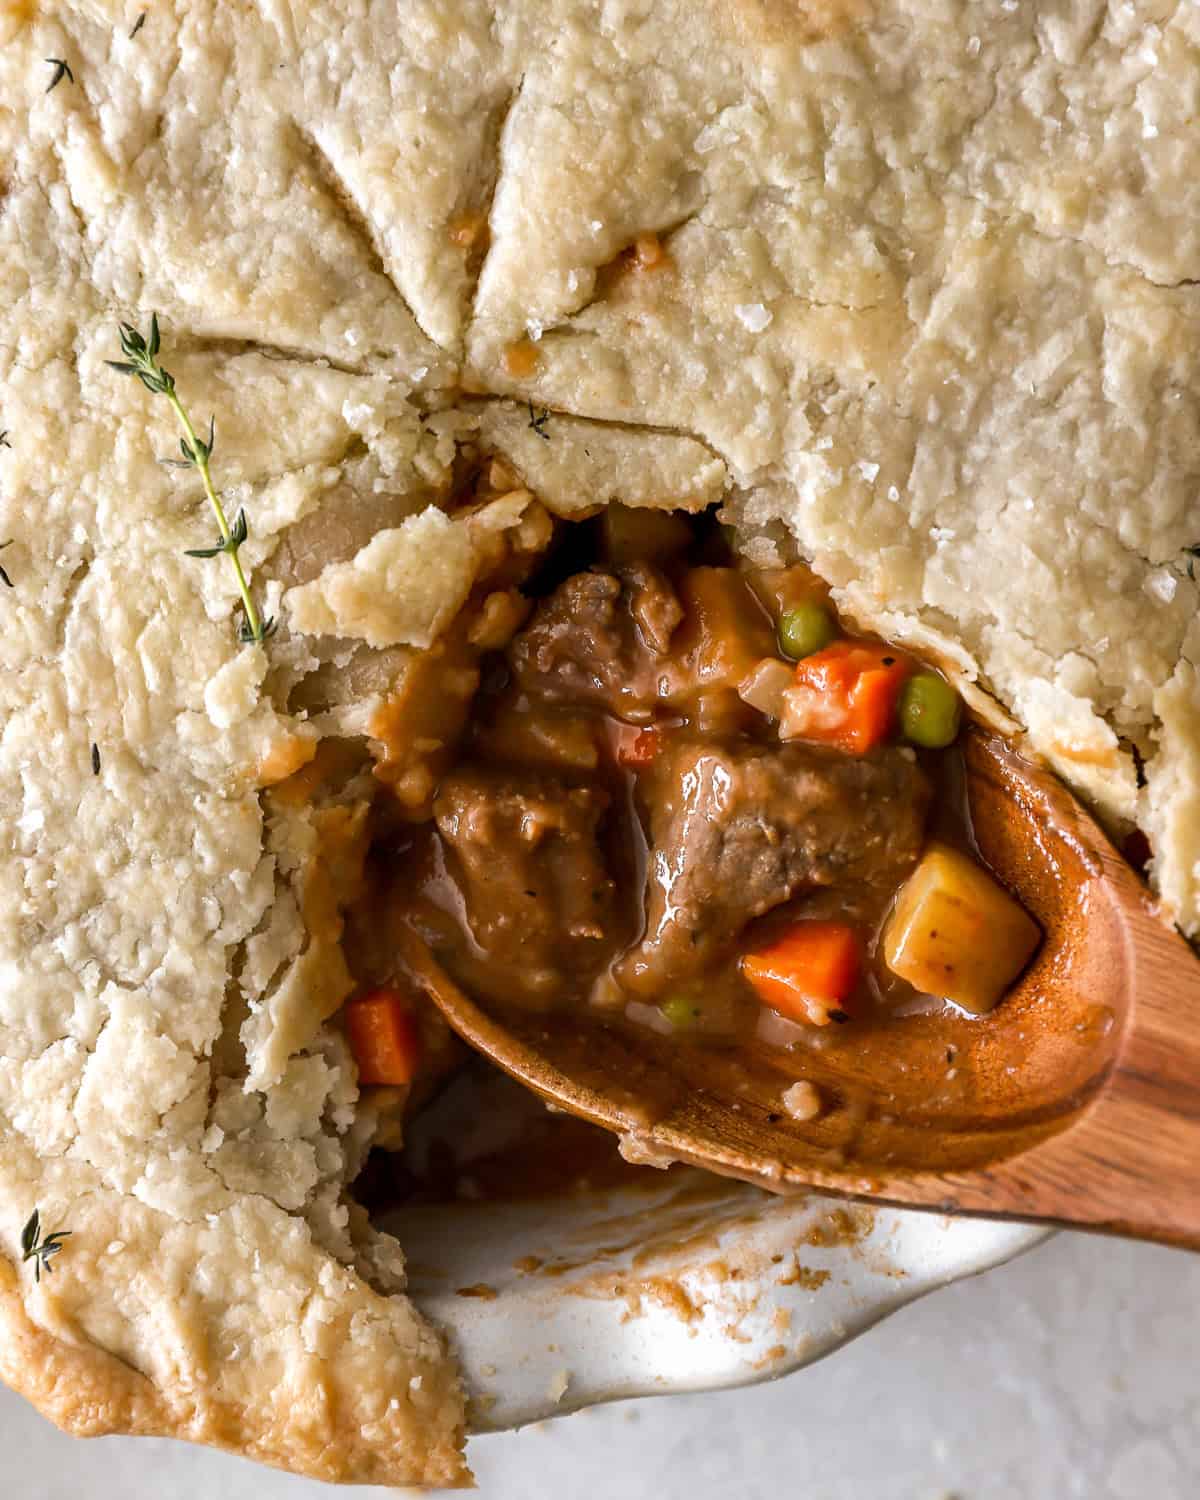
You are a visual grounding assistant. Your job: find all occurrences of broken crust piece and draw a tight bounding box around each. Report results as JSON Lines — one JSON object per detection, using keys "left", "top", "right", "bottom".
{"left": 475, "top": 401, "right": 728, "bottom": 517}
{"left": 285, "top": 490, "right": 539, "bottom": 649}
{"left": 0, "top": 1195, "right": 465, "bottom": 1488}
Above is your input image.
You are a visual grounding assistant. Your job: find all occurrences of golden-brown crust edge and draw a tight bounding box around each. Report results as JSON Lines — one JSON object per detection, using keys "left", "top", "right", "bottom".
{"left": 0, "top": 1257, "right": 471, "bottom": 1488}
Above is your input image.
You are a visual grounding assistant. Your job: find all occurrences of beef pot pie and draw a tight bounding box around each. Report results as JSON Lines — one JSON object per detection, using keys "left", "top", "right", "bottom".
{"left": 1, "top": 0, "right": 1198, "bottom": 1486}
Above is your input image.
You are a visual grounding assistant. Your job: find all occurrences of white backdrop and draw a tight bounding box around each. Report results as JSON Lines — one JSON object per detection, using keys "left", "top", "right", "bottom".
{"left": 2, "top": 1232, "right": 1196, "bottom": 1500}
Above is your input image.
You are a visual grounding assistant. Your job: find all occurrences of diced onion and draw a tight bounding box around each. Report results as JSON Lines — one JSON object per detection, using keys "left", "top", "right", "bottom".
{"left": 779, "top": 683, "right": 849, "bottom": 740}
{"left": 588, "top": 972, "right": 626, "bottom": 1011}
{"left": 624, "top": 1000, "right": 676, "bottom": 1036}
{"left": 737, "top": 658, "right": 795, "bottom": 720}
{"left": 755, "top": 1006, "right": 823, "bottom": 1050}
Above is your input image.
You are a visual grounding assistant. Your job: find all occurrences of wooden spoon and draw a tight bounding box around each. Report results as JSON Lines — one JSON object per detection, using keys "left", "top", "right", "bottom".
{"left": 400, "top": 726, "right": 1200, "bottom": 1251}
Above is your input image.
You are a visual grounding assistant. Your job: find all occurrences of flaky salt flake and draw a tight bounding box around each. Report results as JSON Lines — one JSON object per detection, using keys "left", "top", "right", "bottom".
{"left": 1146, "top": 568, "right": 1178, "bottom": 604}
{"left": 734, "top": 302, "right": 773, "bottom": 333}
{"left": 853, "top": 460, "right": 880, "bottom": 483}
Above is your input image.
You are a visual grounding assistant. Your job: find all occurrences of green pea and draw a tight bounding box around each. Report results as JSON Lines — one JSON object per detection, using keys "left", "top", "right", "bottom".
{"left": 660, "top": 995, "right": 702, "bottom": 1029}
{"left": 899, "top": 672, "right": 962, "bottom": 748}
{"left": 778, "top": 601, "right": 835, "bottom": 661}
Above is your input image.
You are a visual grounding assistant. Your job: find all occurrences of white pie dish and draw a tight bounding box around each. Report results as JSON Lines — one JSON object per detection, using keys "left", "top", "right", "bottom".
{"left": 392, "top": 1171, "right": 1048, "bottom": 1431}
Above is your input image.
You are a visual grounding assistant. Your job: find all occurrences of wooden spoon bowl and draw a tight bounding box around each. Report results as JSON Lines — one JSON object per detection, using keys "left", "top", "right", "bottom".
{"left": 403, "top": 728, "right": 1200, "bottom": 1250}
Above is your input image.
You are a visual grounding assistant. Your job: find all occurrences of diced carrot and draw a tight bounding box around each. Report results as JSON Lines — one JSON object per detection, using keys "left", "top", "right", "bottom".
{"left": 448, "top": 212, "right": 487, "bottom": 249}
{"left": 781, "top": 640, "right": 910, "bottom": 755}
{"left": 615, "top": 725, "right": 663, "bottom": 770}
{"left": 345, "top": 989, "right": 423, "bottom": 1086}
{"left": 741, "top": 921, "right": 862, "bottom": 1027}
{"left": 503, "top": 339, "right": 540, "bottom": 378}
{"left": 632, "top": 232, "right": 668, "bottom": 270}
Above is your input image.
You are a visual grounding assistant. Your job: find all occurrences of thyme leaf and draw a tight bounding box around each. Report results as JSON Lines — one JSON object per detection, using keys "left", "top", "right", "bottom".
{"left": 0, "top": 431, "right": 10, "bottom": 449}
{"left": 107, "top": 315, "right": 274, "bottom": 645}
{"left": 0, "top": 540, "right": 12, "bottom": 590}
{"left": 527, "top": 401, "right": 551, "bottom": 442}
{"left": 20, "top": 1208, "right": 71, "bottom": 1284}
{"left": 130, "top": 12, "right": 146, "bottom": 38}
{"left": 45, "top": 58, "right": 74, "bottom": 93}
{"left": 91, "top": 742, "right": 101, "bottom": 775}
{"left": 185, "top": 504, "right": 246, "bottom": 559}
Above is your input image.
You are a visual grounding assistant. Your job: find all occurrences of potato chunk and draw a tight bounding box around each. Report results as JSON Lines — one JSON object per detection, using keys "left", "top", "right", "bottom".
{"left": 882, "top": 844, "right": 1040, "bottom": 1013}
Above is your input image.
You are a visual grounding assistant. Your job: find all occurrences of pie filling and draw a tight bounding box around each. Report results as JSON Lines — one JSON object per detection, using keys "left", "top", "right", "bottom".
{"left": 328, "top": 498, "right": 1042, "bottom": 1122}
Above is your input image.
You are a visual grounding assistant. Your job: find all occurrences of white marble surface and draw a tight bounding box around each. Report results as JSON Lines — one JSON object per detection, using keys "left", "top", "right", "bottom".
{"left": 4, "top": 1231, "right": 1197, "bottom": 1499}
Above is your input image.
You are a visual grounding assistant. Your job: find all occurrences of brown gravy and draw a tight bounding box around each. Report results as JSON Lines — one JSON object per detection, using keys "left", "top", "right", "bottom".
{"left": 378, "top": 523, "right": 992, "bottom": 1067}
{"left": 338, "top": 506, "right": 1081, "bottom": 1182}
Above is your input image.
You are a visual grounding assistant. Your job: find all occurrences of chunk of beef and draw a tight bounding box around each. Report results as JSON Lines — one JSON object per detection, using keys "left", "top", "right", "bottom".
{"left": 616, "top": 737, "right": 930, "bottom": 996}
{"left": 433, "top": 766, "right": 617, "bottom": 1007}
{"left": 507, "top": 565, "right": 681, "bottom": 720}
{"left": 508, "top": 564, "right": 774, "bottom": 722}
{"left": 627, "top": 562, "right": 684, "bottom": 652}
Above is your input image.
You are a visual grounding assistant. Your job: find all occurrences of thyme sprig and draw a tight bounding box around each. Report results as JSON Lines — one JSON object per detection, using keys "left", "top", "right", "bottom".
{"left": 0, "top": 541, "right": 12, "bottom": 590}
{"left": 20, "top": 1208, "right": 71, "bottom": 1284}
{"left": 108, "top": 315, "right": 275, "bottom": 644}
{"left": 45, "top": 58, "right": 74, "bottom": 93}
